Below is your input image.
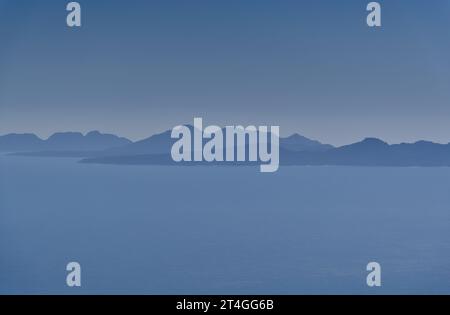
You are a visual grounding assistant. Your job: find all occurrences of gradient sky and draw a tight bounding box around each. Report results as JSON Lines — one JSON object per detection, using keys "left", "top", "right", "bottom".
{"left": 1, "top": 0, "right": 450, "bottom": 145}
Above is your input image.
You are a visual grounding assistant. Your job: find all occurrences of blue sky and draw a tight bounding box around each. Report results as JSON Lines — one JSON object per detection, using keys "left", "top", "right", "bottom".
{"left": 1, "top": 0, "right": 450, "bottom": 145}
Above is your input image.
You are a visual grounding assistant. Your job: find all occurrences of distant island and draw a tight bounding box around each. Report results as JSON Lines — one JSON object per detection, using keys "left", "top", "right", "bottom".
{"left": 2, "top": 128, "right": 450, "bottom": 167}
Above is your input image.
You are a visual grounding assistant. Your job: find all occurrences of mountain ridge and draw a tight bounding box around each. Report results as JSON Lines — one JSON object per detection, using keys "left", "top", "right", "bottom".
{"left": 4, "top": 129, "right": 450, "bottom": 167}
{"left": 0, "top": 131, "right": 132, "bottom": 152}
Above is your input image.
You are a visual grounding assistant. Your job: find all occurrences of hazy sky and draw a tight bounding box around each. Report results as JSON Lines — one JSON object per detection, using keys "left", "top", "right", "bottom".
{"left": 1, "top": 0, "right": 450, "bottom": 145}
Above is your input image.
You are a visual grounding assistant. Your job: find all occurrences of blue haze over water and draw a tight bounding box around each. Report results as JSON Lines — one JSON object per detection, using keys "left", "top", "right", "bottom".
{"left": 1, "top": 156, "right": 450, "bottom": 294}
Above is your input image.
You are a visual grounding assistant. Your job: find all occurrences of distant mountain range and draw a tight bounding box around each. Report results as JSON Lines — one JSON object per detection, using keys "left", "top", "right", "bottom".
{"left": 3, "top": 128, "right": 450, "bottom": 167}
{"left": 282, "top": 138, "right": 450, "bottom": 167}
{"left": 100, "top": 127, "right": 333, "bottom": 157}
{"left": 0, "top": 131, "right": 131, "bottom": 153}
{"left": 1, "top": 128, "right": 332, "bottom": 155}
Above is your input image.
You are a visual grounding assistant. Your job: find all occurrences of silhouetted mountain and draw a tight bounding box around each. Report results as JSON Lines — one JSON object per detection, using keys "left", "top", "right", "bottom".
{"left": 79, "top": 126, "right": 333, "bottom": 166}
{"left": 282, "top": 138, "right": 450, "bottom": 166}
{"left": 2, "top": 125, "right": 332, "bottom": 157}
{"left": 0, "top": 133, "right": 45, "bottom": 152}
{"left": 100, "top": 127, "right": 333, "bottom": 157}
{"left": 102, "top": 130, "right": 173, "bottom": 156}
{"left": 44, "top": 131, "right": 131, "bottom": 151}
{"left": 280, "top": 133, "right": 334, "bottom": 152}
{"left": 0, "top": 131, "right": 131, "bottom": 153}
{"left": 6, "top": 128, "right": 450, "bottom": 167}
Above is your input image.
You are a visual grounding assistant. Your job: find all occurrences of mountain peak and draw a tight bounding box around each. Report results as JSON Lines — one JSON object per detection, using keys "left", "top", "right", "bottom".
{"left": 286, "top": 133, "right": 308, "bottom": 140}
{"left": 86, "top": 130, "right": 102, "bottom": 136}
{"left": 47, "top": 132, "right": 84, "bottom": 140}
{"left": 360, "top": 137, "right": 388, "bottom": 145}
{"left": 281, "top": 133, "right": 334, "bottom": 152}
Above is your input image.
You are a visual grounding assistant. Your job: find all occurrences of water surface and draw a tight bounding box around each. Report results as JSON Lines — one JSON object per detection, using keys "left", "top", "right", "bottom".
{"left": 1, "top": 156, "right": 450, "bottom": 294}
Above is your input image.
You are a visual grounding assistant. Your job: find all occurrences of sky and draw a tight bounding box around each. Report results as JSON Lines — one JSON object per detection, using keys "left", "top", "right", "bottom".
{"left": 0, "top": 0, "right": 450, "bottom": 145}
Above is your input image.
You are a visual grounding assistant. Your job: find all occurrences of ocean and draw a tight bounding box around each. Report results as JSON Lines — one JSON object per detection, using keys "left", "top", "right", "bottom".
{"left": 1, "top": 155, "right": 450, "bottom": 294}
